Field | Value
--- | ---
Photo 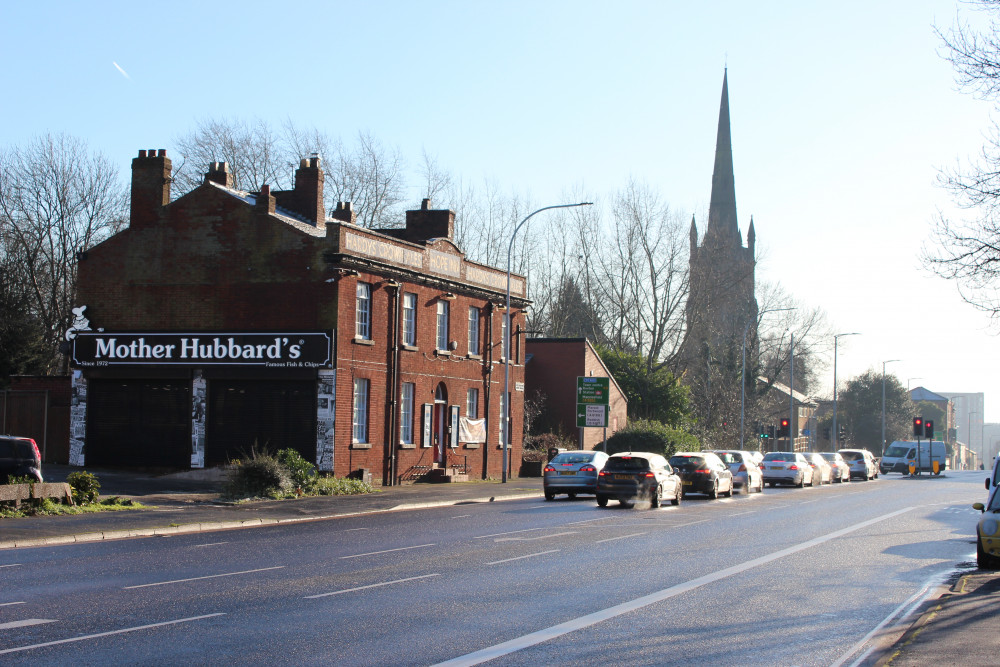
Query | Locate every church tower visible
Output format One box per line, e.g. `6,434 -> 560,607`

679,70 -> 758,414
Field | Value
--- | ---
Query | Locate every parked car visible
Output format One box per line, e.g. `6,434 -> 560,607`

0,435 -> 43,483
973,485 -> 1000,569
708,449 -> 763,494
760,451 -> 812,488
839,448 -> 878,481
806,453 -> 832,485
544,450 -> 609,500
596,452 -> 681,508
669,452 -> 734,499
820,452 -> 851,483
985,456 -> 1000,493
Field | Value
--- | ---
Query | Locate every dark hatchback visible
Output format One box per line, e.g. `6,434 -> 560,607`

669,452 -> 734,499
596,452 -> 681,508
0,435 -> 43,483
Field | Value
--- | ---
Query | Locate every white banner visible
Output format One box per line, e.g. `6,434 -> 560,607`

460,417 -> 486,443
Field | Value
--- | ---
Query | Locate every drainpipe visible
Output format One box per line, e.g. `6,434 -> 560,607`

386,280 -> 402,485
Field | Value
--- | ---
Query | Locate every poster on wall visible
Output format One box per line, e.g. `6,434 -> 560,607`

449,406 -> 460,448
422,404 -> 433,447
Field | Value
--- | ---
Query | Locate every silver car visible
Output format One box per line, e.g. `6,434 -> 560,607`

543,450 -> 609,500
820,452 -> 851,483
761,451 -> 812,487
708,449 -> 763,494
839,448 -> 878,481
805,452 -> 832,485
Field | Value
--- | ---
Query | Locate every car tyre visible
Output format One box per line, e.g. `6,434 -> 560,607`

709,481 -> 719,499
568,492 -> 577,499
757,477 -> 764,493
977,533 -> 1000,570
671,486 -> 681,506
723,480 -> 733,497
620,498 -> 633,508
596,495 -> 608,508
769,481 -> 776,488
650,484 -> 661,508
796,476 -> 805,488
544,490 -> 555,501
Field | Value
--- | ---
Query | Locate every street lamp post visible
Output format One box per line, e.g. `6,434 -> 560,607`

503,202 -> 592,483
881,359 -> 900,456
971,411 -> 980,469
740,307 -> 795,450
832,332 -> 860,450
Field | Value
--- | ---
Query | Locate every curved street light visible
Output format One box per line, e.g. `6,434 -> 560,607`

503,202 -> 593,482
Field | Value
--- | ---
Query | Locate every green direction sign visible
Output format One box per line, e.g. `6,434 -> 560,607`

577,404 -> 609,428
577,377 -> 610,427
577,376 -> 610,405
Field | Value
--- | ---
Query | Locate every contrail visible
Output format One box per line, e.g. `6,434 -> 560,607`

112,61 -> 130,79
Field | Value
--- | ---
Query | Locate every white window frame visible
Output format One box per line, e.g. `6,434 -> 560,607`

436,300 -> 449,351
352,378 -> 369,443
467,388 -> 479,418
402,293 -> 417,347
356,283 -> 372,340
467,306 -> 480,356
501,313 -> 509,360
400,382 -> 415,444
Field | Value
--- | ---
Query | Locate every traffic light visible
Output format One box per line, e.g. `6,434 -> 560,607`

913,417 -> 923,437
924,419 -> 934,439
778,418 -> 790,438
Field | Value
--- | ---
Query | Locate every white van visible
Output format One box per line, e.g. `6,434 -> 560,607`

880,440 -> 947,475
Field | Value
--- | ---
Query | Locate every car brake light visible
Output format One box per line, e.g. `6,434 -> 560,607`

789,464 -> 798,470
580,464 -> 597,473
644,472 -> 655,478
694,468 -> 710,474
544,466 -> 555,473
738,463 -> 746,472
28,438 -> 40,460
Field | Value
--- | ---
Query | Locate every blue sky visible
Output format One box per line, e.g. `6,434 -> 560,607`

4,0 -> 999,423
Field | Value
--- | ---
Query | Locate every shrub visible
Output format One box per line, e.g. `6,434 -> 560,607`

605,419 -> 700,457
523,432 -> 576,462
67,471 -> 101,504
315,476 -> 376,496
276,448 -> 318,491
224,453 -> 292,499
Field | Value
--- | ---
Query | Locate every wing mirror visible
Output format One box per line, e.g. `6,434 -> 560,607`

974,502 -> 985,513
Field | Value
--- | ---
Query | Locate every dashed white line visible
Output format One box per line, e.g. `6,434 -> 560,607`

191,542 -> 229,548
595,532 -> 648,544
124,566 -> 285,589
0,613 -> 225,656
486,550 -> 560,565
451,514 -> 472,519
0,564 -> 21,568
475,527 -> 547,539
496,531 -> 577,542
0,619 -> 55,629
305,573 -> 441,598
0,602 -> 26,607
340,544 -> 435,559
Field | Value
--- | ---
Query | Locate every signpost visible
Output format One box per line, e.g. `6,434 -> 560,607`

577,377 -> 610,450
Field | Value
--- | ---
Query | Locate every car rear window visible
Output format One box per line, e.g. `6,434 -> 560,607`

763,453 -> 793,462
607,456 -> 651,470
840,452 -> 862,461
714,452 -> 737,463
551,453 -> 595,465
669,455 -> 705,469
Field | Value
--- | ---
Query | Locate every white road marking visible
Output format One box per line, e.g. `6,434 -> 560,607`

728,511 -> 756,517
565,518 -> 609,526
0,602 -> 26,607
474,527 -> 546,539
0,619 -> 56,629
671,519 -> 709,528
831,573 -> 945,667
305,573 -> 441,598
595,532 -> 648,544
191,542 -> 228,548
435,506 -> 915,666
451,514 -> 472,519
344,527 -> 370,532
340,544 -> 435,559
0,613 -> 225,656
486,550 -> 559,565
123,566 -> 285,589
0,564 -> 21,568
496,531 -> 576,542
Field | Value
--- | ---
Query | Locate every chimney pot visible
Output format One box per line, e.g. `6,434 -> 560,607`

138,150 -> 147,158
421,198 -> 430,210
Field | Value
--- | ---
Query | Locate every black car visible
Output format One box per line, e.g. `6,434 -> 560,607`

0,435 -> 43,483
669,452 -> 734,499
596,452 -> 681,508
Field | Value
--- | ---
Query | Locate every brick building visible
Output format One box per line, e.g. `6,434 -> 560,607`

525,338 -> 627,450
69,149 -> 527,483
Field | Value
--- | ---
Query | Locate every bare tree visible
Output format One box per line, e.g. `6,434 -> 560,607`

0,134 -> 128,374
928,1 -> 1000,317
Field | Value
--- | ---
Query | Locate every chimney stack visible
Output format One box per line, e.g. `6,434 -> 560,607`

330,201 -> 356,225
272,155 -> 326,227
404,199 -> 455,242
130,149 -> 172,228
255,184 -> 276,214
205,161 -> 233,188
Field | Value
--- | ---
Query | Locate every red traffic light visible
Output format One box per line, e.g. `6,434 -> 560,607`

781,418 -> 789,427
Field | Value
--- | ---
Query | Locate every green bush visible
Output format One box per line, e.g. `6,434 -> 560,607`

223,452 -> 292,499
276,448 -> 318,491
66,471 -> 101,504
315,476 -> 376,496
605,419 -> 700,457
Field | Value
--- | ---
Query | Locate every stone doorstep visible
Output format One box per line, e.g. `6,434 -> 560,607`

0,482 -> 74,508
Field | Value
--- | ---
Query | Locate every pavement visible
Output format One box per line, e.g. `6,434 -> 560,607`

1,465 -> 997,665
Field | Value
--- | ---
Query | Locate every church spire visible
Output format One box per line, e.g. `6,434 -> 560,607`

707,69 -> 739,244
